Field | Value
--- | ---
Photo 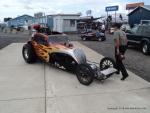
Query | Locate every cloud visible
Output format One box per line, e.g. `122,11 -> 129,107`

0,0 -> 143,21
24,5 -> 33,10
2,4 -> 11,8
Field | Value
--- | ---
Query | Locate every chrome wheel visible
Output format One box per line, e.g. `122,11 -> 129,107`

142,44 -> 148,54
78,66 -> 91,82
98,38 -> 102,41
24,48 -> 29,59
82,37 -> 86,41
76,64 -> 94,85
100,57 -> 116,70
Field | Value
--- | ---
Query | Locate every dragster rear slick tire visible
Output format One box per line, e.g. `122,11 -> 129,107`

76,63 -> 94,85
22,43 -> 37,63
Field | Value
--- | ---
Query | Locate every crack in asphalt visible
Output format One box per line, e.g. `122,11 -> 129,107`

0,97 -> 44,102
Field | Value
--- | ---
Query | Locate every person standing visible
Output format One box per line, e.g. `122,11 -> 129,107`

101,24 -> 105,33
113,23 -> 129,80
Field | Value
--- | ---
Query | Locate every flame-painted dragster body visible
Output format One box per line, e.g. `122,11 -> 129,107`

22,32 -> 117,85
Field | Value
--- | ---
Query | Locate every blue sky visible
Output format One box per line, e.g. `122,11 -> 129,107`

0,0 -> 150,21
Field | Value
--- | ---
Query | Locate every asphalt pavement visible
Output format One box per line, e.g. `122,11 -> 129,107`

0,32 -> 29,49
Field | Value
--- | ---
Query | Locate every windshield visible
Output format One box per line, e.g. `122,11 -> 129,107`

48,35 -> 69,43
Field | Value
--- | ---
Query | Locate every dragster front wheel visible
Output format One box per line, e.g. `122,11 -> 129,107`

76,64 -> 94,86
100,57 -> 116,70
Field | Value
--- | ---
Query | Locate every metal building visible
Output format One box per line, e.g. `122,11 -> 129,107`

128,5 -> 150,27
32,14 -> 80,32
8,15 -> 34,28
52,14 -> 80,32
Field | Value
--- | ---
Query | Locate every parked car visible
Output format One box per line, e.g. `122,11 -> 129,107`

109,27 -> 115,34
121,24 -> 131,32
81,31 -> 106,41
109,24 -> 131,34
126,25 -> 150,55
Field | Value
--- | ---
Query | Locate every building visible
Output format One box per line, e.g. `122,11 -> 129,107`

32,14 -> 80,32
7,13 -> 80,32
8,14 -> 34,28
32,15 -> 53,29
52,14 -> 80,32
34,12 -> 44,18
128,5 -> 150,27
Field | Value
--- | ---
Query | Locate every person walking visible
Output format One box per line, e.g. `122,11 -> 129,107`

113,23 -> 129,81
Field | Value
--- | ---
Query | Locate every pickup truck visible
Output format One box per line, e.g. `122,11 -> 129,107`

126,25 -> 150,55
